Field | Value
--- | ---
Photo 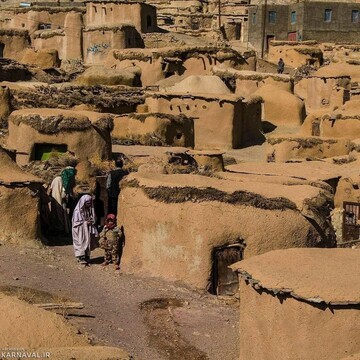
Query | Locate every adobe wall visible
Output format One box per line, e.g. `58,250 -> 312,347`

33,33 -> 65,59
235,77 -> 292,97
0,33 -> 30,61
301,115 -> 360,140
268,44 -> 323,68
7,122 -> 111,165
118,180 -> 329,289
10,11 -> 69,34
85,2 -> 157,33
0,185 -> 40,243
107,57 -> 164,86
20,48 -> 59,69
106,49 -> 256,86
266,137 -> 352,162
145,95 -> 244,149
239,280 -> 360,360
306,76 -> 351,112
83,29 -> 127,64
112,113 -> 194,147
254,85 -> 305,127
334,177 -> 360,209
64,12 -> 83,60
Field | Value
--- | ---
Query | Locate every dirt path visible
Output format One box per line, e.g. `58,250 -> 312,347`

0,243 -> 239,360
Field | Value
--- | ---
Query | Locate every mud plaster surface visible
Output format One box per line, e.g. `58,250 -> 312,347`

232,248 -> 360,304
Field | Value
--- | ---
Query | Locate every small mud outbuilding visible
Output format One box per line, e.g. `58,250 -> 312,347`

7,109 -> 113,165
231,248 -> 360,360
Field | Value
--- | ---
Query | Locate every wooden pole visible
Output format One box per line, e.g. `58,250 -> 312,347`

218,0 -> 221,29
261,0 -> 268,59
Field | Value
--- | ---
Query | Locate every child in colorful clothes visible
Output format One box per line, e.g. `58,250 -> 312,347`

99,214 -> 123,270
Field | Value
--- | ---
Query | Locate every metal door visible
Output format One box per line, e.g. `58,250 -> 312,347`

287,32 -> 297,41
343,202 -> 360,241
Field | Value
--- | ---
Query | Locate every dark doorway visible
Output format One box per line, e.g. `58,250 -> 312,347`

235,23 -> 241,40
266,35 -> 275,52
210,244 -> 243,296
343,202 -> 360,241
312,121 -> 320,136
0,43 -> 4,58
33,143 -> 68,161
147,15 -> 152,29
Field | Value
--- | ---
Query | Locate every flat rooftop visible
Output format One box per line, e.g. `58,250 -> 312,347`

231,248 -> 360,305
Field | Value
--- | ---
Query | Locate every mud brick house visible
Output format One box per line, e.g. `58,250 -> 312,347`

0,0 -> 157,63
7,108 -> 113,165
118,171 -> 335,293
249,1 -> 360,54
145,91 -> 263,150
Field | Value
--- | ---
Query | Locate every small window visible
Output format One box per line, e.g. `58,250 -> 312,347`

102,7 -> 106,15
21,23 -> 25,27
33,144 -> 68,161
268,11 -> 277,24
291,11 -> 296,24
352,10 -> 359,23
93,5 -> 97,13
324,9 -> 332,22
38,23 -> 51,30
252,12 -> 257,25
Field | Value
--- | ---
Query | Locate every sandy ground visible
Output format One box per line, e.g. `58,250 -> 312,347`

0,243 -> 239,360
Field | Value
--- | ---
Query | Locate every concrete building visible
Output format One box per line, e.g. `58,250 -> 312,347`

248,1 -> 360,54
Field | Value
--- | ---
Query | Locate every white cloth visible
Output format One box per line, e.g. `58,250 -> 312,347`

50,176 -> 65,206
72,194 -> 98,257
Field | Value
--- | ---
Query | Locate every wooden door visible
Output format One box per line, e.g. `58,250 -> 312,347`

266,35 -> 275,52
212,245 -> 242,296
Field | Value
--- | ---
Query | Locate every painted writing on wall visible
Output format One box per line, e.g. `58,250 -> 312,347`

87,43 -> 110,54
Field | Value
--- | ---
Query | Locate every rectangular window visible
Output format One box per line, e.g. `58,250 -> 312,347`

291,11 -> 296,24
252,12 -> 257,25
268,11 -> 277,24
324,9 -> 332,22
352,10 -> 359,23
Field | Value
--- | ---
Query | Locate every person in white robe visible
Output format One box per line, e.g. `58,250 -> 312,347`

72,194 -> 99,265
49,176 -> 70,234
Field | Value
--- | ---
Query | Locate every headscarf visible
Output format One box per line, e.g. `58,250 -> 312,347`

105,214 -> 116,230
61,167 -> 76,194
72,194 -> 97,232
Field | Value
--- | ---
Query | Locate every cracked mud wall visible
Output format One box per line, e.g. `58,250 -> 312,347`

0,185 -> 40,244
239,280 -> 360,360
